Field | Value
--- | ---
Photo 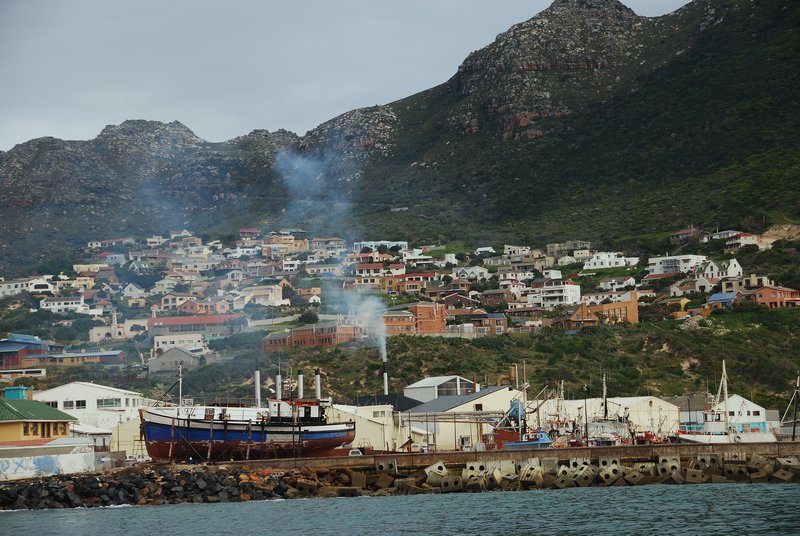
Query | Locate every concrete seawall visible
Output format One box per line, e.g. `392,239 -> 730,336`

237,441 -> 800,471
2,442 -> 799,509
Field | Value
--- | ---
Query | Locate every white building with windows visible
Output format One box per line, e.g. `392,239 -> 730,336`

152,332 -> 206,358
583,252 -> 639,270
647,255 -> 707,275
34,382 -> 151,430
526,282 -> 582,310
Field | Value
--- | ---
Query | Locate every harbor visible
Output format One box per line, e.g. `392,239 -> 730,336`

2,441 -> 799,510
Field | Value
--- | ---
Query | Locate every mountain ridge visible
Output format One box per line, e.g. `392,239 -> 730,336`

1,0 -> 798,274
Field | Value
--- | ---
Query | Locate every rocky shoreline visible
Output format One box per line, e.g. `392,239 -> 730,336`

2,453 -> 799,510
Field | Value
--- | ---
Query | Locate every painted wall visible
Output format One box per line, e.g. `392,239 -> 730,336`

0,444 -> 95,481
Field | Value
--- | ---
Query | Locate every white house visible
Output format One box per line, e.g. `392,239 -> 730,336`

352,240 -> 409,253
453,266 -> 490,281
598,276 -> 636,291
526,282 -> 582,310
700,230 -> 743,243
231,285 -> 289,310
474,246 -> 496,256
647,255 -> 707,275
583,252 -> 639,270
40,295 -> 103,316
725,233 -> 759,252
122,283 -> 148,299
697,259 -> 743,280
152,333 -> 206,358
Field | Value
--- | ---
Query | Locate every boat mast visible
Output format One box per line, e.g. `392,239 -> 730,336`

603,372 -> 608,420
782,371 -> 800,441
178,362 -> 183,406
719,360 -> 729,434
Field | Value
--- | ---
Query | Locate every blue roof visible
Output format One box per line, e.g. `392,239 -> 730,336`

4,333 -> 43,344
709,291 -> 738,303
0,342 -> 26,352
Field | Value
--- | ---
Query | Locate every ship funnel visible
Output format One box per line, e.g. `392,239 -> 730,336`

276,372 -> 282,400
255,370 -> 261,408
315,368 -> 321,399
382,362 -> 389,397
297,370 -> 304,400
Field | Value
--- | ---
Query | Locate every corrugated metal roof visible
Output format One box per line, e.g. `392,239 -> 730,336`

405,375 -> 465,389
0,400 -> 77,422
408,386 -> 509,413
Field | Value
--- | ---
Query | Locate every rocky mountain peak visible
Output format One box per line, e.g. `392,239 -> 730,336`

448,0 -> 644,139
547,0 -> 635,14
96,119 -> 203,147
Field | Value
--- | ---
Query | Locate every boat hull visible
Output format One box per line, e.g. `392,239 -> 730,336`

140,407 -> 356,461
678,431 -> 776,444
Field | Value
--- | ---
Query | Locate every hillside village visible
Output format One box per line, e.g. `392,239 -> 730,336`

1,223 -> 799,466
1,224 -> 798,381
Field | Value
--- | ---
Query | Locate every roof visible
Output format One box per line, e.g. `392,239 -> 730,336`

405,375 -> 472,389
48,350 -> 124,358
148,314 -> 243,327
408,386 -> 508,413
36,381 -> 142,397
5,333 -> 43,344
0,399 -> 77,422
709,291 -> 738,302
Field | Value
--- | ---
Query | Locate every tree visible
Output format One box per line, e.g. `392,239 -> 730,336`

298,311 -> 319,325
377,244 -> 389,255
360,246 -> 374,253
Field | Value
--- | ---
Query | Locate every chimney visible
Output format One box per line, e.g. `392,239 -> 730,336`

315,368 -> 322,399
382,362 -> 389,396
297,370 -> 304,399
276,372 -> 282,400
254,370 -> 261,408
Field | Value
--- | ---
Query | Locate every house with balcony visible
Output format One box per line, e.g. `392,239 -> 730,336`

647,254 -> 707,275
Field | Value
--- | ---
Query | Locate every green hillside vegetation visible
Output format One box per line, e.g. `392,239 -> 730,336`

175,305 -> 800,409
357,0 -> 800,247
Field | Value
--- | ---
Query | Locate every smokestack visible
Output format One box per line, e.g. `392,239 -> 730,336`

315,368 -> 321,399
276,372 -> 282,400
382,362 -> 389,396
298,370 -> 304,400
255,370 -> 261,408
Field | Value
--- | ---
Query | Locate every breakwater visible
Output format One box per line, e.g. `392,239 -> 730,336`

2,443 -> 799,510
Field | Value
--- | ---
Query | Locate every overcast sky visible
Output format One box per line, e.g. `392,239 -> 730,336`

0,0 -> 690,151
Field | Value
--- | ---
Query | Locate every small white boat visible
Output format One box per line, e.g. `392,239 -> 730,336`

679,361 -> 776,444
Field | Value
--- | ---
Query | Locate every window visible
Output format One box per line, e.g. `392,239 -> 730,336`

753,410 -> 760,416
63,401 -> 75,409
97,398 -> 121,409
44,401 -> 57,408
75,400 -> 87,409
372,410 -> 386,418
59,423 -> 67,435
474,404 -> 483,411
31,422 -> 39,435
23,423 -> 30,436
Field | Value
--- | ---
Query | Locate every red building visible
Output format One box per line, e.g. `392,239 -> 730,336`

262,323 -> 359,351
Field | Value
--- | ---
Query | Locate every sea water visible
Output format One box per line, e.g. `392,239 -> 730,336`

2,483 -> 799,535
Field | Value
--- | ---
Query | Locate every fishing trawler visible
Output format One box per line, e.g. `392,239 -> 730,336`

678,361 -> 776,444
139,368 -> 356,461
